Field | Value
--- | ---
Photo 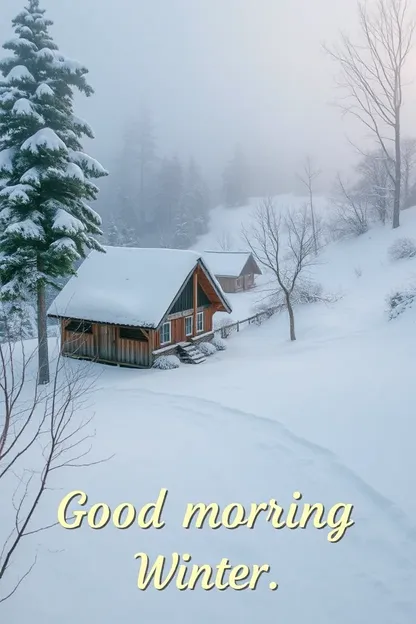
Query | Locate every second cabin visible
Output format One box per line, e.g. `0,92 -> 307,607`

203,251 -> 262,293
47,247 -> 232,368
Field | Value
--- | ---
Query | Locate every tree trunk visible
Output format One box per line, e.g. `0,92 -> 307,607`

286,294 -> 296,341
309,188 -> 318,255
393,111 -> 401,229
37,278 -> 50,385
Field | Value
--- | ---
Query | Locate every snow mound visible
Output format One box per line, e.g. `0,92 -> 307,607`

35,83 -> 54,98
5,64 -> 35,83
21,128 -> 67,154
153,354 -> 181,369
0,148 -> 15,174
198,341 -> 218,356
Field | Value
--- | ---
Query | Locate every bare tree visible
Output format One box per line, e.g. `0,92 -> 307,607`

356,149 -> 392,224
215,230 -> 235,251
330,175 -> 370,238
325,0 -> 415,229
0,330 -> 109,602
401,137 -> 416,208
297,156 -> 321,255
242,198 -> 319,341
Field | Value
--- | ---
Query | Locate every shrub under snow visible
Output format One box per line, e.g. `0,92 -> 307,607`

211,335 -> 227,351
388,237 -> 416,261
387,285 -> 416,320
198,341 -> 217,356
153,355 -> 180,370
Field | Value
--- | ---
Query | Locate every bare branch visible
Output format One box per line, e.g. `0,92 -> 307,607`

0,319 -> 109,602
242,198 -> 321,341
325,0 -> 415,229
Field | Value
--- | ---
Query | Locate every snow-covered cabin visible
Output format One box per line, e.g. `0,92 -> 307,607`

47,247 -> 232,368
203,251 -> 262,293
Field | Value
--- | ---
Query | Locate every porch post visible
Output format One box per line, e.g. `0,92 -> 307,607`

193,270 -> 198,335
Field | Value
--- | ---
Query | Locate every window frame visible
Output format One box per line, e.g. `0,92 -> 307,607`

159,321 -> 172,346
196,311 -> 204,333
185,315 -> 193,337
119,327 -> 148,342
65,319 -> 93,334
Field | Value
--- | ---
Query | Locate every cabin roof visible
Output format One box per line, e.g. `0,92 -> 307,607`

203,250 -> 261,278
47,247 -> 232,328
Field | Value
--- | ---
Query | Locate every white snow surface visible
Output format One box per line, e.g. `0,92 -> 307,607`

20,167 -> 40,185
69,150 -> 108,175
35,83 -> 54,98
0,148 -> 15,173
48,247 -> 231,327
203,250 -> 255,277
3,201 -> 416,623
52,208 -> 85,235
0,183 -> 32,203
4,218 -> 43,240
4,64 -> 35,83
12,98 -> 43,124
12,97 -> 35,115
64,162 -> 85,182
4,37 -> 36,50
21,128 -> 67,154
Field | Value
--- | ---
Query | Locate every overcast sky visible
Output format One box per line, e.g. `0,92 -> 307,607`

1,0 -> 416,193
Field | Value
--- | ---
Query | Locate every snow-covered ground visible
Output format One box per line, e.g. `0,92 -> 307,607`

193,194 -> 331,327
2,202 -> 416,623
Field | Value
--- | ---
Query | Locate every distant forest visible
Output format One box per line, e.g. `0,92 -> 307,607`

96,108 -> 252,250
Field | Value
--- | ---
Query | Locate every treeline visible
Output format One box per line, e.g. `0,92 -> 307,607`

98,112 -> 252,249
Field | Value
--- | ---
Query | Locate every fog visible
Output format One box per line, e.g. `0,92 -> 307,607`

2,0 -> 416,196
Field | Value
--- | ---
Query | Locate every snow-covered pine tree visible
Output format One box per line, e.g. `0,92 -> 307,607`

105,213 -> 140,247
0,0 -> 108,384
222,144 -> 249,208
155,156 -> 183,246
182,158 -> 210,238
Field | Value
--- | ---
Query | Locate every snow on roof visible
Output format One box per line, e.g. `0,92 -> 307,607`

48,247 -> 231,328
203,250 -> 255,277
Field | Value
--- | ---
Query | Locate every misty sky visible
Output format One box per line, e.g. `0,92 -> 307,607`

1,0 -> 416,193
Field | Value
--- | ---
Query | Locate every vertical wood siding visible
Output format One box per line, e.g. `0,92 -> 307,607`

61,320 -> 153,367
61,320 -> 95,359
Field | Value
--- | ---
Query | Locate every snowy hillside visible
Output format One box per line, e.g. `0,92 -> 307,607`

192,193 -> 330,252
3,203 -> 416,623
192,194 -> 331,324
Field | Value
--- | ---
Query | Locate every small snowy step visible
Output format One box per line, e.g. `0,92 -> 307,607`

178,343 -> 206,364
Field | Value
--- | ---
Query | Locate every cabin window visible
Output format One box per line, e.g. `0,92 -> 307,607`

185,315 -> 193,337
196,311 -> 204,333
236,276 -> 244,289
119,327 -> 147,341
66,320 -> 93,334
160,321 -> 171,345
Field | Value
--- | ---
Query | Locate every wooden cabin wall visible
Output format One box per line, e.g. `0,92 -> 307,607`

243,273 -> 255,290
61,320 -> 95,359
153,306 -> 214,350
61,320 -> 153,367
217,276 -> 239,293
118,333 -> 152,367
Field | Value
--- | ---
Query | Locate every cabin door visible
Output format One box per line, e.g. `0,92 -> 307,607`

97,325 -> 117,362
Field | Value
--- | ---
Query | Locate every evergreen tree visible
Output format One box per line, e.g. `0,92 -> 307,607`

155,156 -> 183,246
222,144 -> 249,208
105,213 -> 140,247
137,105 -> 156,203
182,158 -> 210,238
113,107 -> 156,237
0,0 -> 108,383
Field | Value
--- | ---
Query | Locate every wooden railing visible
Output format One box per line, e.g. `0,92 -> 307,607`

214,305 -> 280,339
